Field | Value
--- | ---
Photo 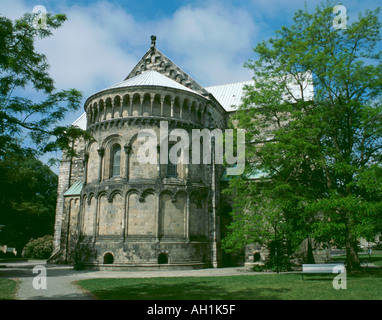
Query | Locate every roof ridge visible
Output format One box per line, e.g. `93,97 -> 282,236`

206,79 -> 254,89
124,41 -> 209,96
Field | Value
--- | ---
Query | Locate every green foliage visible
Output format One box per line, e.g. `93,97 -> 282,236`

0,145 -> 57,252
22,235 -> 53,259
0,10 -> 91,255
0,11 -> 90,158
223,1 -> 382,271
265,240 -> 293,272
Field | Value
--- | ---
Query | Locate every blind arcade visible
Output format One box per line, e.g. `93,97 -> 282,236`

136,121 -> 246,176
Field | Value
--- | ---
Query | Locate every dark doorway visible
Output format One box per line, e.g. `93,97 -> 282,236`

158,253 -> 168,264
103,252 -> 114,264
253,252 -> 261,262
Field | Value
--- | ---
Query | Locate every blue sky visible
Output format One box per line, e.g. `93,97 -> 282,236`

1,0 -> 381,127
0,0 -> 380,172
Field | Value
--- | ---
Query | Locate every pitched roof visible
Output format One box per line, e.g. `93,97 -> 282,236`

206,71 -> 314,112
125,46 -> 209,96
206,80 -> 254,112
72,112 -> 87,130
64,180 -> 83,196
75,37 -> 314,127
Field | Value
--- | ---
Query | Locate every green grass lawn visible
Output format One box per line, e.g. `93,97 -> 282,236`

0,278 -> 18,300
76,268 -> 382,300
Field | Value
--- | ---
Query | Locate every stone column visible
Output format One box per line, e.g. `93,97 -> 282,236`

156,145 -> 161,179
124,145 -> 131,181
170,98 -> 174,117
118,99 -> 123,118
94,196 -> 99,240
139,96 -> 144,116
185,193 -> 190,241
97,148 -> 104,182
111,98 -> 114,119
78,197 -> 84,238
129,97 -> 133,116
185,145 -> 190,181
155,193 -> 160,242
210,141 -> 219,268
160,96 -> 164,116
83,153 -> 89,185
150,93 -> 154,115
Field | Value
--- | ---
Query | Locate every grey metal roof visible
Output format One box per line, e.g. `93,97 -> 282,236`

72,112 -> 87,130
206,80 -> 254,112
207,72 -> 314,112
105,70 -> 202,96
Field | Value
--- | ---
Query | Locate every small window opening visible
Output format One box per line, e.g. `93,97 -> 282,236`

103,252 -> 114,264
158,253 -> 168,264
253,252 -> 261,262
167,143 -> 177,177
111,144 -> 121,177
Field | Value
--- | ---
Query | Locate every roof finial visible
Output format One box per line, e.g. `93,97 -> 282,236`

151,35 -> 157,49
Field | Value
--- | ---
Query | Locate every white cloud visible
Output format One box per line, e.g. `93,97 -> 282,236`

2,0 -> 380,95
0,0 -> 145,125
1,0 -> 265,117
155,3 -> 256,86
35,2 -> 140,99
2,1 -> 258,98
0,0 -> 29,19
249,0 -> 382,24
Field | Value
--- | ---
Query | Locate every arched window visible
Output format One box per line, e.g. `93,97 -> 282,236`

167,143 -> 177,178
111,144 -> 121,177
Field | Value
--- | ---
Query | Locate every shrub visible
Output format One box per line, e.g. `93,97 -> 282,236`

23,235 -> 53,259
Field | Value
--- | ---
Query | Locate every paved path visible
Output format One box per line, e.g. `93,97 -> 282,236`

3,260 -> 378,300
1,261 -> 91,300
0,260 -> 256,300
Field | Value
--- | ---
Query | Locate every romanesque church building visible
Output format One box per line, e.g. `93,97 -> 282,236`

51,37 -> 312,270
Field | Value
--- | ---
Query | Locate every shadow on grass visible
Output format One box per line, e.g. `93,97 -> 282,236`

349,268 -> 382,279
79,279 -> 290,300
333,250 -> 382,267
361,255 -> 382,266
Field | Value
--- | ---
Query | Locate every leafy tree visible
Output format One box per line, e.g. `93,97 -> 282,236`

0,143 -> 57,254
223,1 -> 382,271
23,235 -> 54,259
0,11 -> 89,158
0,11 -> 90,254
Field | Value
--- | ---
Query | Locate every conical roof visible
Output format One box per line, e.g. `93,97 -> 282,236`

105,70 -> 202,96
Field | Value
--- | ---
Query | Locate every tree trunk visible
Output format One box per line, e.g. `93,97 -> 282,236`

307,237 -> 315,264
345,232 -> 360,272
